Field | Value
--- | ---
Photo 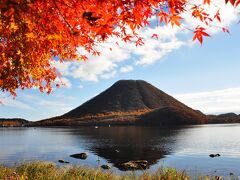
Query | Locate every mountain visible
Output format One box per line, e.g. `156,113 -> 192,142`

0,118 -> 29,127
35,80 -> 207,126
63,80 -> 195,117
207,113 -> 240,124
139,106 -> 207,125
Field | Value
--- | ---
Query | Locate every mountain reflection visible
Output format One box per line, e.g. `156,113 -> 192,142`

3,125 -> 240,175
69,126 -> 180,170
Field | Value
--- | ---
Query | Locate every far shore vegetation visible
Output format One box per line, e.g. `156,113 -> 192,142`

0,161 -> 237,180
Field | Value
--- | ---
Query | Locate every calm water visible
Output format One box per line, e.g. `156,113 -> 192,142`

1,124 -> 240,176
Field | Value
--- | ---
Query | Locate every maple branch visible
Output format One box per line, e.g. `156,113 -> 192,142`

52,0 -> 74,33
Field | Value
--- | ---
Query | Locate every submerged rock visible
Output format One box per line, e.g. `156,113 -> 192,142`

58,160 -> 69,163
101,165 -> 111,170
215,176 -> 222,180
70,153 -> 88,160
119,160 -> 148,170
209,154 -> 220,158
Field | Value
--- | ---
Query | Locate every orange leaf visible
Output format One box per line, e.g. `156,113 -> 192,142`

151,34 -> 158,39
235,0 -> 240,6
222,27 -> 230,34
170,15 -> 182,27
214,10 -> 221,23
203,0 -> 211,5
193,27 -> 210,44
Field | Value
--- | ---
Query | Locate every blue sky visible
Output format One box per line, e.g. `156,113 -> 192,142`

1,2 -> 240,121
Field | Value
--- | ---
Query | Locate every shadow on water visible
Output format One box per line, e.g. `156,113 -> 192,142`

68,126 -> 182,170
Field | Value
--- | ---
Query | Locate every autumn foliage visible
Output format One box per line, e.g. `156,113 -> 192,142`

0,0 -> 238,95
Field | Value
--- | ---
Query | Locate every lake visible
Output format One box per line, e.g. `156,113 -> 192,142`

1,124 -> 240,176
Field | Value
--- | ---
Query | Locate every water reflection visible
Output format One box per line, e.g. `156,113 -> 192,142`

2,125 -> 240,175
68,126 -> 179,169
0,126 -> 180,170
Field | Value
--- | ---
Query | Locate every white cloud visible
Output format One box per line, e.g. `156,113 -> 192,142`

70,60 -> 117,82
17,94 -> 75,120
25,94 -> 74,111
100,70 -> 117,80
52,25 -> 185,81
52,92 -> 75,100
0,94 -> 73,120
134,38 -> 185,65
53,61 -> 71,76
174,87 -> 240,114
55,77 -> 72,88
0,96 -> 33,110
36,99 -> 73,112
120,65 -> 134,73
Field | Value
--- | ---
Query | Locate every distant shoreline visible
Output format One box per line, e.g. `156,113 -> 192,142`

2,122 -> 240,127
2,111 -> 240,127
2,122 -> 240,128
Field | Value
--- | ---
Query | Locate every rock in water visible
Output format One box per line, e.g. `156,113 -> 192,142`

58,160 -> 69,163
119,160 -> 148,170
215,176 -> 222,180
70,153 -> 88,160
209,154 -> 221,158
101,165 -> 111,170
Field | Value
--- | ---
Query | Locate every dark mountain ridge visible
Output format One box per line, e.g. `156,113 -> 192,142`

0,118 -> 29,127
62,80 -> 195,118
207,113 -> 240,124
138,106 -> 207,125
